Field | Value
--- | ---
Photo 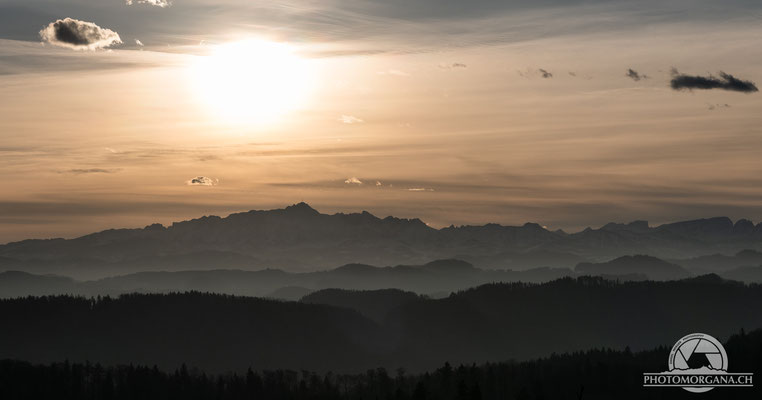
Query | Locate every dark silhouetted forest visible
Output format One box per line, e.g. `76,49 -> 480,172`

1,328 -> 760,399
301,288 -> 421,322
2,275 -> 762,372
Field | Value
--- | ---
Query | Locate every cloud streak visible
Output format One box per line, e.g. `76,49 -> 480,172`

339,115 -> 364,124
126,0 -> 171,7
377,69 -> 410,77
39,18 -> 122,51
670,69 -> 758,93
439,62 -> 467,70
63,168 -> 119,174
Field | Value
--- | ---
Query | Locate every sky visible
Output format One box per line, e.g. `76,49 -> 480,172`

0,0 -> 761,243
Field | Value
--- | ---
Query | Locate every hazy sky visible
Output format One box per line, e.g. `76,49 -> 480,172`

1,0 -> 761,242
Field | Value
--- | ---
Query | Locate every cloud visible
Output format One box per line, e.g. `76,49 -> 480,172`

670,69 -> 758,93
63,168 -> 119,174
126,0 -> 171,7
135,39 -> 144,47
626,68 -> 647,81
339,115 -> 364,124
707,103 -> 731,111
186,176 -> 218,186
439,62 -> 467,69
344,177 -> 363,185
407,188 -> 435,192
39,18 -> 122,51
377,69 -> 410,77
520,68 -> 553,79
375,181 -> 383,186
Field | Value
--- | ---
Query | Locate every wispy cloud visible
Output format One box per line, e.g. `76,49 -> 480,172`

126,0 -> 171,7
439,62 -> 467,70
670,69 -> 758,93
407,187 -> 435,192
63,168 -> 119,174
39,18 -> 122,51
707,103 -> 731,111
377,69 -> 410,77
518,68 -> 553,79
339,115 -> 364,124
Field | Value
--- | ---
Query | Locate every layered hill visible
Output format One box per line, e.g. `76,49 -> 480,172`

575,255 -> 690,281
2,276 -> 761,372
1,203 -> 762,278
0,259 -> 575,298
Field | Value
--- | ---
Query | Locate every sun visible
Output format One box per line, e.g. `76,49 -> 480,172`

189,39 -> 316,125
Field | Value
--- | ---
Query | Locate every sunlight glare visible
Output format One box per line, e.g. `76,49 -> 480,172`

189,39 -> 316,126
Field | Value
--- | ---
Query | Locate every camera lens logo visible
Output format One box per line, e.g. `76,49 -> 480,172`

668,333 -> 728,393
643,333 -> 753,393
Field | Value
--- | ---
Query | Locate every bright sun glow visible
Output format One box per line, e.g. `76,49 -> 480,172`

190,39 -> 316,125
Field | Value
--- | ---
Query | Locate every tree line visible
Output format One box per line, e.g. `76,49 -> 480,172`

1,328 -> 760,400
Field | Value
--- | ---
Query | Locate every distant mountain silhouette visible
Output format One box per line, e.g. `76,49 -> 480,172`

575,255 -> 690,281
673,249 -> 762,273
721,265 -> 762,283
0,260 -> 577,298
0,271 -> 76,297
2,276 -> 761,372
265,286 -> 313,301
2,203 -> 762,279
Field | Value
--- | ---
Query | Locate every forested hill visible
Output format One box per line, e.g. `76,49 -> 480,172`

1,328 -> 760,400
1,275 -> 761,372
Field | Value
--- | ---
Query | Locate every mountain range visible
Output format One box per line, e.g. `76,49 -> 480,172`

5,253 -> 762,299
1,203 -> 762,279
0,259 -> 575,299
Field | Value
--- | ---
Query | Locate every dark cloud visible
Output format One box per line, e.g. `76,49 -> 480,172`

186,176 -> 218,186
626,68 -> 647,81
670,69 -> 758,93
39,18 -> 122,50
538,68 -> 553,78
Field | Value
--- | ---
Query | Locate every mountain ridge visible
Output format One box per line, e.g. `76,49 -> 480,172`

1,202 -> 761,278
